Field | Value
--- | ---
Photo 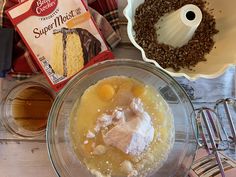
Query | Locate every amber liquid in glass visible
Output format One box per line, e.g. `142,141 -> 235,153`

11,86 -> 54,131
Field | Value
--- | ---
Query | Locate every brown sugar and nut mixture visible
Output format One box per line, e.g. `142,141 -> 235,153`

133,0 -> 219,71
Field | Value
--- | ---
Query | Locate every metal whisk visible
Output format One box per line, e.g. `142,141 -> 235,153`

195,108 -> 226,177
192,98 -> 236,177
215,98 -> 236,144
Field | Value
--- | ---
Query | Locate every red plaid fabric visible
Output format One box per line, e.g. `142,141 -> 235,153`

1,0 -> 120,79
2,0 -> 41,76
88,0 -> 120,31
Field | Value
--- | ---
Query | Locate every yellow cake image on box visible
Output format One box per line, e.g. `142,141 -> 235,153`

50,28 -> 101,77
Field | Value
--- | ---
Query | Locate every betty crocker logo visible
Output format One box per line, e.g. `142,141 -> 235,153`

32,0 -> 58,16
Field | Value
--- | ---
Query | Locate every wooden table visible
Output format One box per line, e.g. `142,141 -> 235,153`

1,1 -> 236,177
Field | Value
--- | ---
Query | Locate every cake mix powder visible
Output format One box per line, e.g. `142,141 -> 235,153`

6,0 -> 114,90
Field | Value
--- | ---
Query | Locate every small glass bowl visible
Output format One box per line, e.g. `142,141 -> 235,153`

47,59 -> 198,177
1,81 -> 55,138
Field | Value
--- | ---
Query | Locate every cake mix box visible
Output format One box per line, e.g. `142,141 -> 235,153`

6,0 -> 114,91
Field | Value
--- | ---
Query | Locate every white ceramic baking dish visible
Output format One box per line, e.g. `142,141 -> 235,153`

124,0 -> 236,80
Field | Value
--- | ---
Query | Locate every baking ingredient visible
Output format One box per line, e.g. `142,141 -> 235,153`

97,84 -> 115,101
12,86 -> 54,131
103,98 -> 154,156
120,160 -> 138,177
69,76 -> 174,177
93,145 -> 107,155
134,0 -> 219,71
86,98 -> 154,156
86,131 -> 95,139
6,0 -> 113,90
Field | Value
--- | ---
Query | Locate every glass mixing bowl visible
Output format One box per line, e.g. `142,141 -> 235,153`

47,59 -> 198,177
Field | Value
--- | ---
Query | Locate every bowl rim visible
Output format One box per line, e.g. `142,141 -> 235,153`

46,59 -> 198,177
123,0 -> 232,81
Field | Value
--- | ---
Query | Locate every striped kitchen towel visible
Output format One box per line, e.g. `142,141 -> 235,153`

1,0 -> 121,79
